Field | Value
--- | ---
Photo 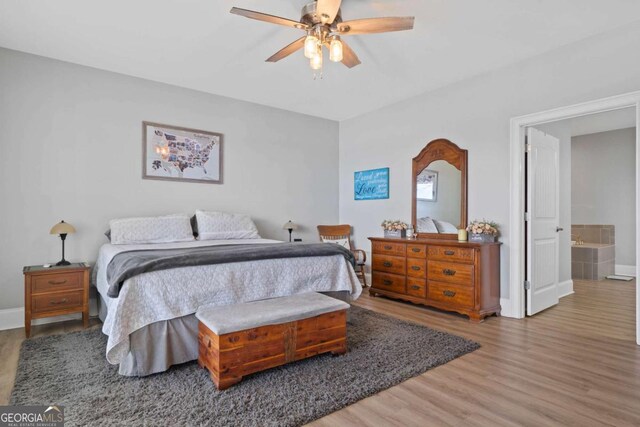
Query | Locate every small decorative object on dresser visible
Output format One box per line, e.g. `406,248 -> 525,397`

23,263 -> 91,337
467,220 -> 499,243
382,220 -> 407,238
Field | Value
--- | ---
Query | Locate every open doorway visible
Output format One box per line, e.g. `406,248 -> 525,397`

508,91 -> 640,344
525,108 -> 636,321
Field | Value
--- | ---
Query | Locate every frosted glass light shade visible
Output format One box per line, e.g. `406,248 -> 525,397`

50,220 -> 76,235
310,48 -> 323,70
304,35 -> 318,59
329,38 -> 343,62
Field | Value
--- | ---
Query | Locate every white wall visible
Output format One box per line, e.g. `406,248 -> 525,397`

338,21 -> 640,314
572,127 -> 636,266
534,122 -> 572,290
0,48 -> 339,312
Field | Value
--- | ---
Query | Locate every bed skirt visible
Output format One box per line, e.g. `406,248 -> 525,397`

99,291 -> 352,376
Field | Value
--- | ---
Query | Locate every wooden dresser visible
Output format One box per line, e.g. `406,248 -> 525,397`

369,237 -> 501,322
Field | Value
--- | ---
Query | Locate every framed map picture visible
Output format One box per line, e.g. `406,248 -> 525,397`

354,167 -> 389,200
143,122 -> 223,184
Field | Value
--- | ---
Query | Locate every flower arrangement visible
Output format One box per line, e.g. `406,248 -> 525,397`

381,220 -> 408,231
467,220 -> 499,242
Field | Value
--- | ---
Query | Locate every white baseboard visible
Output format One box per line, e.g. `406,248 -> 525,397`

615,265 -> 637,277
559,279 -> 574,298
0,299 -> 98,332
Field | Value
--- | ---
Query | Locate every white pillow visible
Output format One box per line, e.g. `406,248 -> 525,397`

195,210 -> 260,240
109,214 -> 195,245
434,219 -> 458,234
321,237 -> 350,249
416,217 -> 438,233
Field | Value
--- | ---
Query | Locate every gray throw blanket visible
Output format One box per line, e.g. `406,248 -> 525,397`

106,243 -> 355,298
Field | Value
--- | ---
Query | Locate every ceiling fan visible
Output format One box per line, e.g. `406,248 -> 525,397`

230,0 -> 415,72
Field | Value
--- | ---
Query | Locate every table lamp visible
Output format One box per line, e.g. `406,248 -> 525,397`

50,220 -> 76,266
282,220 -> 298,242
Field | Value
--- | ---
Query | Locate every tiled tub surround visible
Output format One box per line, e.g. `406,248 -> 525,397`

572,243 -> 615,280
571,224 -> 615,245
571,225 -> 615,280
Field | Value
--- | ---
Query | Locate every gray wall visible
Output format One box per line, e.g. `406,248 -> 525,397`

338,21 -> 640,306
571,128 -> 636,266
534,122 -> 572,286
0,48 -> 339,311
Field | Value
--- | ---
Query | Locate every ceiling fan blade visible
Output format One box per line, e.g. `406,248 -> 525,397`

341,40 -> 361,68
230,7 -> 308,30
337,17 -> 415,35
316,0 -> 342,24
266,37 -> 306,62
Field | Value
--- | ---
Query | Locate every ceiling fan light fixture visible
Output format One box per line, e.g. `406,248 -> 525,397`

329,36 -> 343,62
304,34 -> 319,59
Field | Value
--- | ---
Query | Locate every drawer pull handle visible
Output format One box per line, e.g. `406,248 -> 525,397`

443,290 -> 456,297
383,245 -> 393,250
382,279 -> 393,286
383,261 -> 393,267
444,250 -> 455,256
48,279 -> 68,285
411,285 -> 421,290
443,269 -> 456,276
411,247 -> 421,253
411,266 -> 421,271
50,298 -> 69,305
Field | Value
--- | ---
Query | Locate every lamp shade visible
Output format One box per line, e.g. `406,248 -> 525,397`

50,220 -> 76,235
282,220 -> 298,231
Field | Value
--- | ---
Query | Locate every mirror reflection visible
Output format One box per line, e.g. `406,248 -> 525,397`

415,159 -> 461,234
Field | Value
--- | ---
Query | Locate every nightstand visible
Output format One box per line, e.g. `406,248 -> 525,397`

23,263 -> 91,338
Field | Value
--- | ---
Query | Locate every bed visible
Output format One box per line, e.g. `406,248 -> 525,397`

93,238 -> 362,376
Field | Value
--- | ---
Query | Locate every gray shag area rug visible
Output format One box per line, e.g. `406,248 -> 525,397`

11,306 -> 479,427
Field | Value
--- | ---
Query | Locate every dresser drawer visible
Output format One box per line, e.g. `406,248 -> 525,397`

32,290 -> 83,314
372,241 -> 406,256
406,258 -> 427,279
428,246 -> 475,264
428,261 -> 474,285
372,273 -> 406,294
406,278 -> 427,298
372,255 -> 406,275
428,281 -> 474,308
406,244 -> 427,259
31,272 -> 84,294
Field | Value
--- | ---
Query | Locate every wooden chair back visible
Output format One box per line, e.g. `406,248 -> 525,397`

317,224 -> 353,250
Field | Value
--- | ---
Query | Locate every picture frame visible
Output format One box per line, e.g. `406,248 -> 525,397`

142,121 -> 223,184
354,167 -> 390,200
416,169 -> 438,201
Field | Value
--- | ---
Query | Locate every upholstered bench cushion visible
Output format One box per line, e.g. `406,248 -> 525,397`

195,292 -> 350,335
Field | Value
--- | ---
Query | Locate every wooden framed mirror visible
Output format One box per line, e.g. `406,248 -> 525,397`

411,139 -> 468,240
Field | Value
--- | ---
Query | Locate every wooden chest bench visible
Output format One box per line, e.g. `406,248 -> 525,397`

196,293 -> 349,390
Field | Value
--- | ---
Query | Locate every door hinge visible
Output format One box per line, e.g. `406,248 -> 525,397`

525,143 -> 532,152
524,212 -> 530,221
524,280 -> 531,290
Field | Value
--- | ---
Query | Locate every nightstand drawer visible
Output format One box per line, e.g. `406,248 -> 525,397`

32,272 -> 84,294
32,290 -> 83,313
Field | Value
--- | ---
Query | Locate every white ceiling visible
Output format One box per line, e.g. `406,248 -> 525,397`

570,107 -> 636,137
2,1 -> 640,121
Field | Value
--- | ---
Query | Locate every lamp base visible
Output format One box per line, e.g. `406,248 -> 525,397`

56,260 -> 71,266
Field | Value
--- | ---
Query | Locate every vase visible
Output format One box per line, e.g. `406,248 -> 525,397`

469,233 -> 497,243
384,229 -> 406,239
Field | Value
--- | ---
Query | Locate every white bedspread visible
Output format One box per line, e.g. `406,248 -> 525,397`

93,239 -> 362,365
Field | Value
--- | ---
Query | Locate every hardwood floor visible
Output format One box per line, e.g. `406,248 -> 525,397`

0,279 -> 638,426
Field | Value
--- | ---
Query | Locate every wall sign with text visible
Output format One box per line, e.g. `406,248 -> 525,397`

354,168 -> 390,200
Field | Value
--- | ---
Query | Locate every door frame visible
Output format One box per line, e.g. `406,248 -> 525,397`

508,90 -> 640,344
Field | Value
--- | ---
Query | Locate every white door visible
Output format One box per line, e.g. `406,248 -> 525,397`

526,127 -> 560,315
